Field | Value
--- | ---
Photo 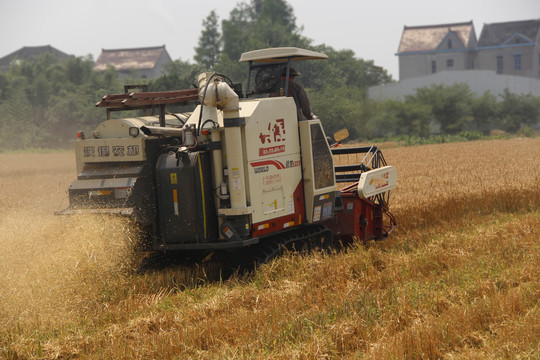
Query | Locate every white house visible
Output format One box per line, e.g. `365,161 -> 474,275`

370,19 -> 540,101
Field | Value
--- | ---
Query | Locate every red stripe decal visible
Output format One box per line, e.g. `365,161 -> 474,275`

250,160 -> 285,169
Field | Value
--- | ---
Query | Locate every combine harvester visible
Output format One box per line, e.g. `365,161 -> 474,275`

59,47 -> 397,264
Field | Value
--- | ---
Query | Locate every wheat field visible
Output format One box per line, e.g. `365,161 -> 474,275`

0,138 -> 539,359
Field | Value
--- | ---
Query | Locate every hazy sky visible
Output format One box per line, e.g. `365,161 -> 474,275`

1,0 -> 538,79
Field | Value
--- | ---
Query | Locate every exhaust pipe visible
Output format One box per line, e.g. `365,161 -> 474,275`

140,126 -> 184,137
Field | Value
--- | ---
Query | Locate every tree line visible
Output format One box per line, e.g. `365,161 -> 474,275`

0,0 -> 538,151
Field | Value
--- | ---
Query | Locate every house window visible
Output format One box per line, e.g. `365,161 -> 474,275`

448,39 -> 452,49
496,56 -> 503,74
514,54 -> 522,70
447,59 -> 454,68
432,60 -> 437,73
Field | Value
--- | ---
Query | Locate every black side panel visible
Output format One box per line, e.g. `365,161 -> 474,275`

156,151 -> 217,245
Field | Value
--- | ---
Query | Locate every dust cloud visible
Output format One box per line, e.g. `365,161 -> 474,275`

0,213 -> 137,329
0,153 -> 138,329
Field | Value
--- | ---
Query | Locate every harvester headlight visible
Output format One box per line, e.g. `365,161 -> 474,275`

129,127 -> 140,137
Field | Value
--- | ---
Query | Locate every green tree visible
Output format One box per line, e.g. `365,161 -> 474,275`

366,100 -> 399,138
194,10 -> 221,69
289,45 -> 392,98
45,89 -> 95,145
309,86 -> 372,138
149,60 -> 205,91
412,83 -> 473,134
221,3 -> 253,63
325,49 -> 392,90
64,55 -> 93,86
0,87 -> 40,150
221,0 -> 307,62
498,89 -> 540,132
252,0 -> 297,32
0,53 -> 126,150
470,91 -> 498,133
0,72 -> 7,99
396,100 -> 432,137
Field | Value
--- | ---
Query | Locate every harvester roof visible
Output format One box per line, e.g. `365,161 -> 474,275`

239,47 -> 328,63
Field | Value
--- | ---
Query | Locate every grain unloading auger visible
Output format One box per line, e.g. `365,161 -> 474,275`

58,47 -> 397,263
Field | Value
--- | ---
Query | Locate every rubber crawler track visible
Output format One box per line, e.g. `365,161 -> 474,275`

137,224 -> 335,275
236,224 -> 334,269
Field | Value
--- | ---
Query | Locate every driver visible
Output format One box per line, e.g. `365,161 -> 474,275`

281,67 -> 316,121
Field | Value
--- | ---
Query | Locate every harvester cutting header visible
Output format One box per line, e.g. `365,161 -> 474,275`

60,47 -> 397,262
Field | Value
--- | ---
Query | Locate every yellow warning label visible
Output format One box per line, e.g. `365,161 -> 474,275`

170,173 -> 177,184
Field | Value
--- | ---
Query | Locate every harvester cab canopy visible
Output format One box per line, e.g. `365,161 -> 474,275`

239,47 -> 328,97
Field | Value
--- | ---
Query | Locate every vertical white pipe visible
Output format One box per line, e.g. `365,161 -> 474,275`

198,73 -> 247,210
223,124 -> 246,209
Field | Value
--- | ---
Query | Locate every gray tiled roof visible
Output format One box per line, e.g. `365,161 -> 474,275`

0,45 -> 70,69
477,19 -> 540,47
398,21 -> 474,54
94,45 -> 169,72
